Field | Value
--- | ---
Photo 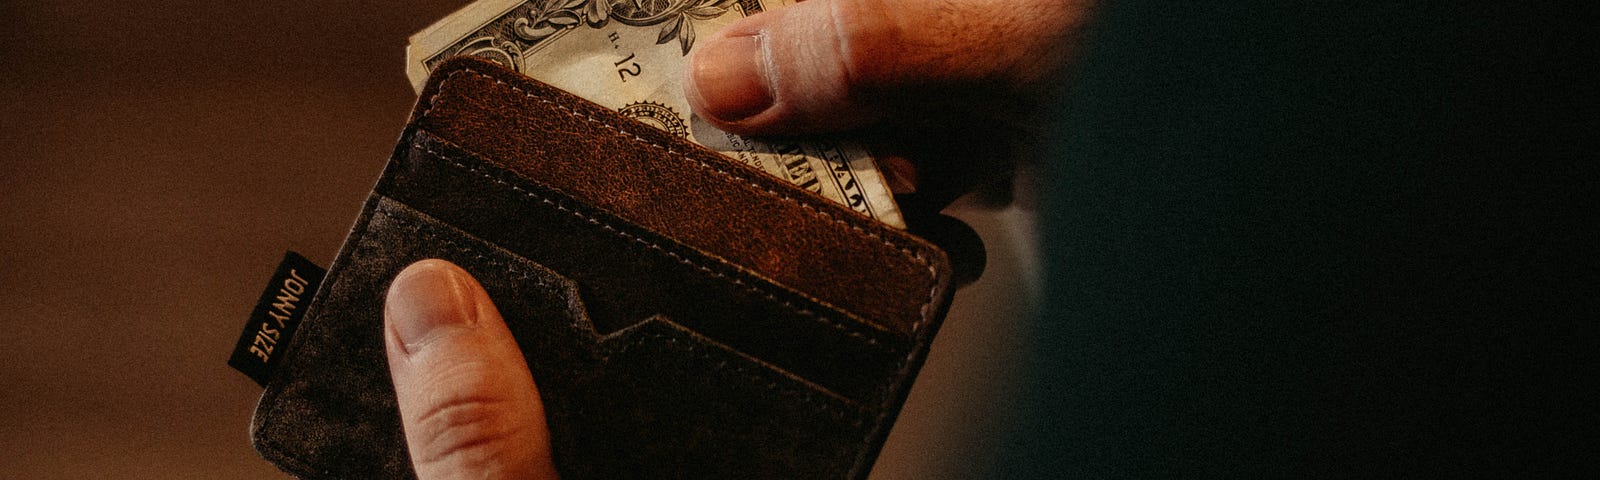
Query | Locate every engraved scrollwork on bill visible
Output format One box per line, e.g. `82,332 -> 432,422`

424,0 -> 768,74
817,141 -> 876,218
618,101 -> 689,137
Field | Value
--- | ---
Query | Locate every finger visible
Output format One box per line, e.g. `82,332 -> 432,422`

384,259 -> 560,480
684,0 -> 1092,135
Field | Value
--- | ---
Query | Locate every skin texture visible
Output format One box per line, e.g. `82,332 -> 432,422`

385,260 -> 560,480
686,0 -> 1093,203
685,0 -> 1092,135
383,1 -> 1094,477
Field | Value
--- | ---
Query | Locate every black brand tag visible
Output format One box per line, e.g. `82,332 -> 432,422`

229,251 -> 326,387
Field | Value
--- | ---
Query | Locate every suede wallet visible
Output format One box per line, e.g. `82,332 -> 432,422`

249,56 -> 955,479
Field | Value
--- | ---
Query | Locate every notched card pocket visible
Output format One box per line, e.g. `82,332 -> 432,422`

256,196 -> 878,479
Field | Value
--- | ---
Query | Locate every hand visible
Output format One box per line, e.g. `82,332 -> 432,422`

684,0 -> 1093,204
384,259 -> 561,479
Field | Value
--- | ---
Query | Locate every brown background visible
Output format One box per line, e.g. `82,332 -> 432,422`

0,1 -> 1037,477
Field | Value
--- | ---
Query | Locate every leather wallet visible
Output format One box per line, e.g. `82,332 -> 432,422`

250,56 -> 955,479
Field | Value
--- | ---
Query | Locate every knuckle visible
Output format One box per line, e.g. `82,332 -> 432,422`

825,0 -> 1084,92
825,0 -> 902,89
823,0 -> 996,92
409,392 -> 524,469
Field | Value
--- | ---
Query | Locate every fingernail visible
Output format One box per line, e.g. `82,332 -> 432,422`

688,34 -> 773,122
386,260 -> 478,353
880,156 -> 920,194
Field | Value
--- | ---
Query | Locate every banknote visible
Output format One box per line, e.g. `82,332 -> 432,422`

406,0 -> 906,228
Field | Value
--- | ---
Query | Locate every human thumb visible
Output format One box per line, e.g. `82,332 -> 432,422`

684,0 -> 1092,136
384,259 -> 560,479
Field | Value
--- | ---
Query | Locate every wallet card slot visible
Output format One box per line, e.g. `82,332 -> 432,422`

366,200 -> 875,479
377,131 -> 910,405
410,59 -> 953,340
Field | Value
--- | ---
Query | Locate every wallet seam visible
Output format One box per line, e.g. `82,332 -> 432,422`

420,68 -> 944,335
414,141 -> 901,351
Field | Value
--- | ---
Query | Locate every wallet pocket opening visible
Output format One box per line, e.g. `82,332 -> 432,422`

380,131 -> 916,404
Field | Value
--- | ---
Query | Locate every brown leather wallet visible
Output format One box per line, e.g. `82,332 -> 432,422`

250,56 -> 955,479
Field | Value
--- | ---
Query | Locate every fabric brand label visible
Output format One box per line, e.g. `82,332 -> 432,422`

228,251 -> 325,387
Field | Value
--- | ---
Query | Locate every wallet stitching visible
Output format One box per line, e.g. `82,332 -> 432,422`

416,143 -> 898,351
375,205 -> 866,423
421,68 -> 943,335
